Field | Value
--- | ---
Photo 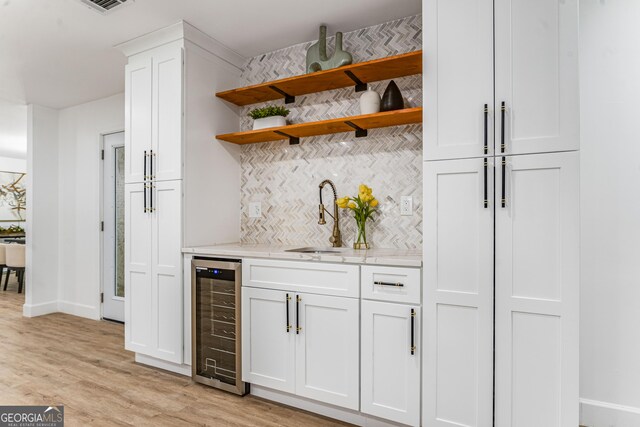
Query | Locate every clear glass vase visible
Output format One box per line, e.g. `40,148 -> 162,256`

353,219 -> 371,250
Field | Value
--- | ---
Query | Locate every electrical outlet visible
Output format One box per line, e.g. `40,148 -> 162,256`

249,202 -> 262,218
400,196 -> 413,216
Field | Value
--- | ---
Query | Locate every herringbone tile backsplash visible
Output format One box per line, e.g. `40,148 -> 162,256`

240,14 -> 423,249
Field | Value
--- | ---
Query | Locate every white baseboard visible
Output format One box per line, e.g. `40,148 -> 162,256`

580,398 -> 640,427
250,385 -> 407,427
58,300 -> 100,320
134,353 -> 191,377
22,300 -> 58,317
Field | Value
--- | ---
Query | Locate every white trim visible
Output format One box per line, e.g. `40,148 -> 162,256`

115,21 -> 245,69
581,398 -> 640,415
250,385 -> 407,427
58,300 -> 100,320
580,398 -> 640,426
134,353 -> 191,376
22,301 -> 58,317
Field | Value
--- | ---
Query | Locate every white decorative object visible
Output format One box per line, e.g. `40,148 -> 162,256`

359,88 -> 381,115
252,116 -> 287,130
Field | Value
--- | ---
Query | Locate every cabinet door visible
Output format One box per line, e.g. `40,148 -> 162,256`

295,293 -> 359,410
150,180 -> 183,363
124,183 -> 153,354
124,56 -> 152,184
423,158 -> 494,427
494,0 -> 579,155
151,46 -> 183,182
361,301 -> 420,426
241,287 -> 295,393
424,0 -> 494,160
494,152 -> 578,427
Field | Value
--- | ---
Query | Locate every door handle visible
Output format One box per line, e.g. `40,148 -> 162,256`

149,184 -> 154,212
149,149 -> 154,180
410,308 -> 416,355
286,294 -> 291,333
143,183 -> 148,213
501,157 -> 507,208
483,158 -> 488,209
483,104 -> 488,155
144,150 -> 148,181
296,295 -> 302,334
500,101 -> 506,154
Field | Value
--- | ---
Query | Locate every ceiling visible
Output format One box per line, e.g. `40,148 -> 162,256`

0,0 -> 421,109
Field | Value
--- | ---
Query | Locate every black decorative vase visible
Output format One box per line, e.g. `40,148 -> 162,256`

380,80 -> 404,112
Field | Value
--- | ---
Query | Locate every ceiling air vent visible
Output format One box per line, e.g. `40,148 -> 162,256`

78,0 -> 132,14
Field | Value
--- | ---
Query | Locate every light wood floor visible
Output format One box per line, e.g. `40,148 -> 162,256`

0,281 -> 350,426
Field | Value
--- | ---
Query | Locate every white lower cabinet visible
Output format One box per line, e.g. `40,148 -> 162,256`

241,287 -> 295,393
295,293 -> 359,410
361,300 -> 421,426
125,180 -> 183,364
241,284 -> 359,410
241,259 -> 422,423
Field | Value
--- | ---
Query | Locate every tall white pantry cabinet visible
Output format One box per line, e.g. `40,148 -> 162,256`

423,0 -> 579,426
119,22 -> 243,369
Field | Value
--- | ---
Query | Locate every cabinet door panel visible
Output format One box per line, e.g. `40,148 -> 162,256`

494,152 -> 578,427
124,183 -> 153,353
151,180 -> 183,363
152,46 -> 183,181
423,158 -> 494,427
424,0 -> 494,160
295,294 -> 359,410
361,301 -> 420,426
241,287 -> 295,393
495,0 -> 579,154
124,57 -> 152,184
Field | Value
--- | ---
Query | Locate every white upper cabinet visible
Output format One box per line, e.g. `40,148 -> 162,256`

494,152 -> 579,427
152,46 -> 183,182
494,0 -> 579,155
125,43 -> 183,184
425,0 -> 579,160
424,0 -> 494,160
124,56 -> 152,184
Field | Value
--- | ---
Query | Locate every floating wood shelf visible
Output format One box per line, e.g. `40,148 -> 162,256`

216,50 -> 422,106
216,107 -> 423,145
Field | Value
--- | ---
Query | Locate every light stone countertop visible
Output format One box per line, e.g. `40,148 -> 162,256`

182,243 -> 422,268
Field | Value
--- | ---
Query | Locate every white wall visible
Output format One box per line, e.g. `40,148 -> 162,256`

580,1 -> 640,425
25,104 -> 59,317
57,93 -> 124,320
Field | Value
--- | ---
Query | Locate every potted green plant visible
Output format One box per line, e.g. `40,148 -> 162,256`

248,105 -> 290,130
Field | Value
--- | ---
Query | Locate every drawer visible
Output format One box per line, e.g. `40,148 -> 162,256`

361,265 -> 421,304
242,258 -> 359,298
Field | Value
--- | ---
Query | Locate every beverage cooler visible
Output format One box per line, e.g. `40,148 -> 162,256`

191,258 -> 247,395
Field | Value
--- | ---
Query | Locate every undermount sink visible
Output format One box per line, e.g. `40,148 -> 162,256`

286,247 -> 347,254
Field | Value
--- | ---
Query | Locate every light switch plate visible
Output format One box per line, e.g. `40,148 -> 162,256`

400,196 -> 413,216
249,202 -> 262,218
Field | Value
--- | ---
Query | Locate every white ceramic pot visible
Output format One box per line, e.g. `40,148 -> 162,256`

252,115 -> 287,130
359,88 -> 381,115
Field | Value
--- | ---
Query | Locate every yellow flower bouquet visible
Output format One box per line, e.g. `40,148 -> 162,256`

336,184 -> 379,249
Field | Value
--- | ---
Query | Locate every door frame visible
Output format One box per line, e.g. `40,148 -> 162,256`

100,129 -> 125,322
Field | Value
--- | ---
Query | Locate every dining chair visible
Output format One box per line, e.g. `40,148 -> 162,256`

5,244 -> 25,293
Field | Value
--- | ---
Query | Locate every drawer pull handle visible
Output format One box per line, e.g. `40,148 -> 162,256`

374,281 -> 404,287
